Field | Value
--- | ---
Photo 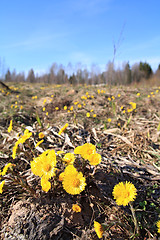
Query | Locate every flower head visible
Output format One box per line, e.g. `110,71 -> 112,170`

41,177 -> 51,192
94,221 -> 104,239
112,181 -> 137,206
63,153 -> 75,165
88,153 -> 101,166
39,132 -> 45,138
74,143 -> 96,160
72,204 -> 81,212
62,165 -> 86,195
31,149 -> 56,180
157,220 -> 160,233
58,123 -> 68,135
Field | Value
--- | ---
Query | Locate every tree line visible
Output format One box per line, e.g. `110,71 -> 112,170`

2,61 -> 160,85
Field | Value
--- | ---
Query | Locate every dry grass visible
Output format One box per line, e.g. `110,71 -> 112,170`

0,82 -> 160,239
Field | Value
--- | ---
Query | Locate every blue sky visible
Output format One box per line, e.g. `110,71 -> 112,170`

1,0 -> 160,75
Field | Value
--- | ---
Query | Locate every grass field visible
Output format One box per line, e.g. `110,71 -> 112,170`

0,82 -> 160,239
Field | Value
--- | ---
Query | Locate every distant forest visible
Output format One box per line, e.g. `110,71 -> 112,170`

1,61 -> 160,85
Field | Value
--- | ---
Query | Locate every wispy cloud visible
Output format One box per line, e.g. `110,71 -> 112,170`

68,0 -> 111,16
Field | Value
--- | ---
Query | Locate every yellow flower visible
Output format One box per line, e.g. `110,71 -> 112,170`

63,153 -> 75,164
43,99 -> 46,105
20,105 -> 23,110
112,181 -> 137,206
41,177 -> 51,192
8,120 -> 13,133
88,153 -> 101,166
137,92 -> 140,96
72,204 -> 81,212
74,143 -> 96,160
93,114 -> 97,118
43,107 -> 45,111
58,123 -> 68,135
90,109 -> 94,112
62,165 -> 86,195
55,107 -> 59,110
94,221 -> 104,239
148,95 -> 151,98
31,149 -> 57,179
35,140 -> 44,148
46,112 -> 48,116
70,106 -> 73,111
86,112 -> 90,117
156,90 -> 159,93
157,220 -> 160,233
120,105 -> 124,110
112,96 -> 115,100
39,132 -> 45,138
1,163 -> 14,176
74,101 -> 79,105
97,89 -> 100,94
12,129 -> 32,159
0,180 -> 5,194
118,94 -> 121,97
59,172 -> 65,181
129,102 -> 136,110
107,118 -> 111,122
108,97 -> 111,101
64,105 -> 67,110
78,104 -> 82,108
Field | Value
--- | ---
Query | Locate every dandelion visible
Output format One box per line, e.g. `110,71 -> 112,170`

120,105 -> 124,110
72,204 -> 81,212
70,106 -> 73,111
157,220 -> 160,233
0,180 -> 5,194
86,112 -> 90,118
93,114 -> 97,118
108,97 -> 111,101
137,93 -> 140,96
55,107 -> 59,110
112,96 -> 115,100
20,105 -> 23,110
51,94 -> 54,97
88,153 -> 101,166
112,181 -> 137,206
78,104 -> 82,108
86,92 -> 89,95
107,118 -> 111,123
90,109 -> 94,112
46,112 -> 48,116
35,140 -> 44,148
12,129 -> 32,159
8,120 -> 12,133
41,177 -> 51,192
64,105 -> 67,110
58,123 -> 68,135
39,132 -> 45,139
74,101 -> 79,105
62,165 -> 86,195
94,221 -> 104,239
43,107 -> 45,111
148,95 -> 151,98
74,143 -> 96,160
97,89 -> 100,94
118,94 -> 121,97
129,102 -> 136,110
63,153 -> 75,164
156,90 -> 159,93
31,149 -> 57,179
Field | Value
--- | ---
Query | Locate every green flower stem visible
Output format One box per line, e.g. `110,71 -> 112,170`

129,202 -> 140,235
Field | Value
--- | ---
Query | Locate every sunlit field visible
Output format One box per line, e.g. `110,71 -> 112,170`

0,82 -> 160,239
